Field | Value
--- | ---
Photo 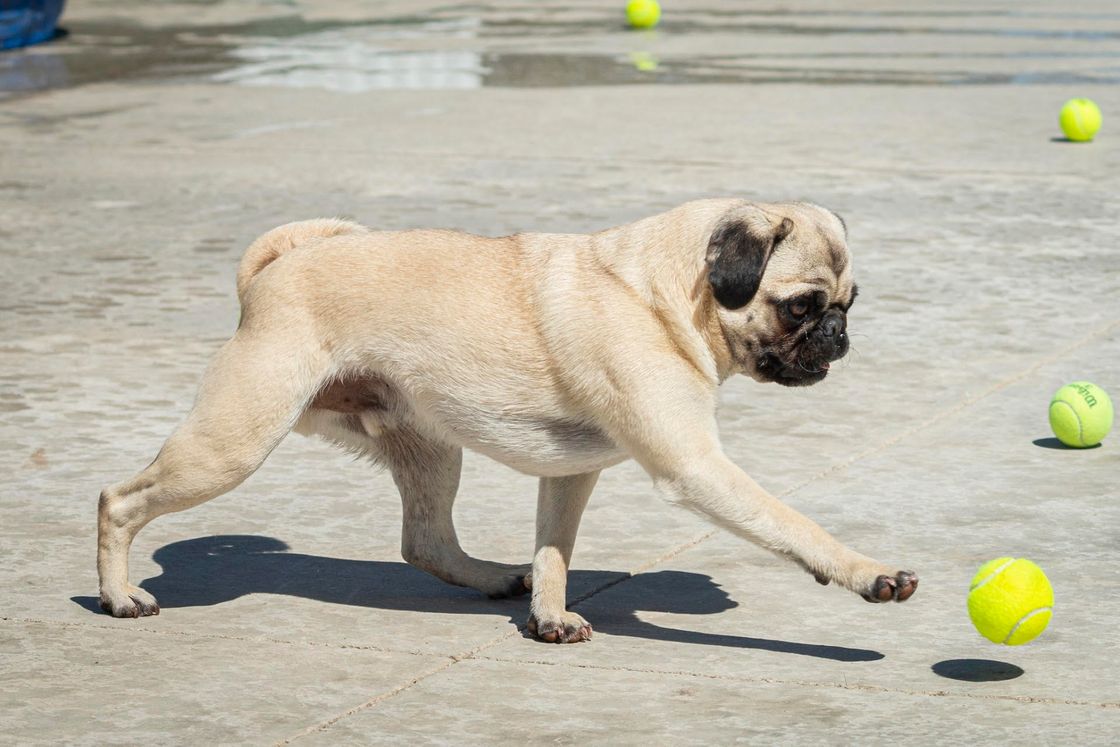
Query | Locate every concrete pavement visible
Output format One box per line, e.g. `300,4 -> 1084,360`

1,0 -> 1118,743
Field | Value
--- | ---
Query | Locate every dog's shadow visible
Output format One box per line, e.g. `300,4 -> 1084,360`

72,534 -> 882,662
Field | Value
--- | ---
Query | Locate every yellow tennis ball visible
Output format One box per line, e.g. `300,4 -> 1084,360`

1049,381 -> 1114,448
626,0 -> 661,29
968,557 -> 1053,646
1059,98 -> 1102,142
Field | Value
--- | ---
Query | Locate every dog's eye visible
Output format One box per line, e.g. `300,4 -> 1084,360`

787,299 -> 810,319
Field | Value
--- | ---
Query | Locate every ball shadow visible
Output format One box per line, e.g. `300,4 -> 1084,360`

1032,437 -> 1100,450
931,658 -> 1024,682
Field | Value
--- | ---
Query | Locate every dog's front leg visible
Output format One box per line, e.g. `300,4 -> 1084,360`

600,366 -> 917,604
654,445 -> 918,603
526,471 -> 600,643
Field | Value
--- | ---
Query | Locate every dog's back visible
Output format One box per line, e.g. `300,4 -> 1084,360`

236,218 -> 368,305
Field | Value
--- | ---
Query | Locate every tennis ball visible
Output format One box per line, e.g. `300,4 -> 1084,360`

626,0 -> 661,29
1049,381 -> 1113,448
1059,98 -> 1102,142
968,557 -> 1053,646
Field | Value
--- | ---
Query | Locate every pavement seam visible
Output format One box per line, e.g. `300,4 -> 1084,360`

471,654 -> 1120,710
275,628 -> 522,745
275,657 -> 466,744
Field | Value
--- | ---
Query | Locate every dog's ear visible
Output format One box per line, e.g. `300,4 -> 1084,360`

706,215 -> 794,309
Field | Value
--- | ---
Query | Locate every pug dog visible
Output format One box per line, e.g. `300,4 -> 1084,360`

97,199 -> 917,642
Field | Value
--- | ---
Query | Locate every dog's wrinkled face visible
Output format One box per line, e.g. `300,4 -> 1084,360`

705,202 -> 856,387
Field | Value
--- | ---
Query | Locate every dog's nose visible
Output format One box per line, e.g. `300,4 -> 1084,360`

820,313 -> 844,339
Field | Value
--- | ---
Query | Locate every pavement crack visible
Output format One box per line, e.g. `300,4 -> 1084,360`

275,629 -> 521,745
275,658 -> 461,745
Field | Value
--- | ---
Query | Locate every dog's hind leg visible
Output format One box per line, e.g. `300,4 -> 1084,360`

382,428 -> 531,599
97,330 -> 329,617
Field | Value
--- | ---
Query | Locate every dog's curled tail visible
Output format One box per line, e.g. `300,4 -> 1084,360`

236,218 -> 366,304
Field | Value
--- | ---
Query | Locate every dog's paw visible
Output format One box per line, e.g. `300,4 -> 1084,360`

861,571 -> 918,603
99,585 -> 160,618
526,611 -> 592,643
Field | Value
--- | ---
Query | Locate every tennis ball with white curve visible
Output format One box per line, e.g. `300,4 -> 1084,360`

968,557 -> 1053,645
1059,98 -> 1102,142
1049,381 -> 1113,448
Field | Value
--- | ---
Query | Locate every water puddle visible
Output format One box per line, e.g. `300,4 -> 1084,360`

212,20 -> 490,92
2,7 -> 1119,97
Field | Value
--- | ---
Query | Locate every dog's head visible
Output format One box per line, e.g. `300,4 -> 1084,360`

704,202 -> 856,387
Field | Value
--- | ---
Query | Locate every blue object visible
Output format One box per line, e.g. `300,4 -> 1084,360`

0,0 -> 65,50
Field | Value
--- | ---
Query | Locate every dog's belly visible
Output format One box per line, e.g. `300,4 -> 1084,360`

450,412 -> 628,476
299,376 -> 628,477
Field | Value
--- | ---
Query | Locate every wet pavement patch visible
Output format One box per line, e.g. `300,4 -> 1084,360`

2,7 -> 1120,97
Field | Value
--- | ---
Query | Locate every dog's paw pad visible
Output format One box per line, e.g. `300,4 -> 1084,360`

862,571 -> 918,603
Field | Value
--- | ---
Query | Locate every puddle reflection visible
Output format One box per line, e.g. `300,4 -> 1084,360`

2,7 -> 1119,98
